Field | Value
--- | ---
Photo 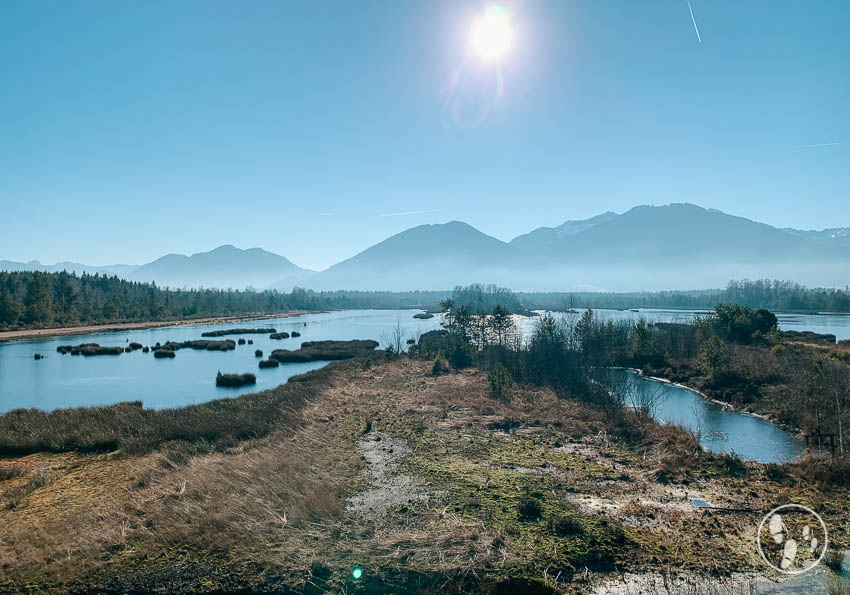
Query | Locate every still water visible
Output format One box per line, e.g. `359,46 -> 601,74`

0,310 -> 440,414
610,368 -> 804,464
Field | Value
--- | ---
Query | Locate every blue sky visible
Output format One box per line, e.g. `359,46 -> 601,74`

1,0 -> 848,270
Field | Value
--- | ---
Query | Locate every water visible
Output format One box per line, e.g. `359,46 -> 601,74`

610,368 -> 804,463
0,310 -> 440,413
518,308 -> 850,341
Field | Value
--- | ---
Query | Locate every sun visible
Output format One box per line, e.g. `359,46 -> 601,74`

469,5 -> 512,62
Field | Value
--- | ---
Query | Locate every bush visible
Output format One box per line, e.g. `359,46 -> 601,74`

448,337 -> 475,369
153,349 -> 175,359
255,349 -> 263,357
128,342 -> 143,351
291,331 -> 301,338
258,359 -> 279,369
33,353 -> 43,360
270,332 -> 290,340
517,495 -> 543,521
432,355 -> 448,376
549,515 -> 584,536
215,372 -> 257,387
488,364 -> 513,401
142,346 -> 150,353
238,338 -> 246,345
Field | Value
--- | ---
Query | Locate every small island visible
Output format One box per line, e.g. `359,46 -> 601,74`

201,328 -> 277,337
215,372 -> 257,387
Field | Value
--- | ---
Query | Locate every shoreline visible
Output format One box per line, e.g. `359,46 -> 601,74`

0,310 -> 318,343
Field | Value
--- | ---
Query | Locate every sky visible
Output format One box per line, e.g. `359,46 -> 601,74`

1,0 -> 848,270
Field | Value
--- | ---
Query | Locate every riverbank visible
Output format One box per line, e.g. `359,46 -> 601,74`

1,356 -> 848,593
0,310 -> 316,343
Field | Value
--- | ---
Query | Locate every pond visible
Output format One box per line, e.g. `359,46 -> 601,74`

0,309 -> 441,414
608,368 -> 805,463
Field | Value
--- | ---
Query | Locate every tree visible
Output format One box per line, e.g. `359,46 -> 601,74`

697,336 -> 730,379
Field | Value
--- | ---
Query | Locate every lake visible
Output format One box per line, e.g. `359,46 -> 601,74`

517,308 -> 850,341
0,309 -> 441,414
1,306 -> 845,463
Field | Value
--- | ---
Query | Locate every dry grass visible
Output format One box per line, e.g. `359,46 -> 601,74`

2,357 -> 849,593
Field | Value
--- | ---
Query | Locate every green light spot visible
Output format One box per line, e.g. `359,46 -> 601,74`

352,567 -> 363,580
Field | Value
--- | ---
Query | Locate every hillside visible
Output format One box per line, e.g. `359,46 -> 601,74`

130,245 -> 312,290
298,221 -> 520,291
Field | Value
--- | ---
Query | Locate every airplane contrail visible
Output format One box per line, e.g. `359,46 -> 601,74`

686,0 -> 702,43
379,209 -> 440,217
795,142 -> 840,148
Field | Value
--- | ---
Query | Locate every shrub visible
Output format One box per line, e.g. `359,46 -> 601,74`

247,339 -> 253,345
238,338 -> 246,345
549,515 -> 584,536
432,355 -> 448,376
255,349 -> 263,357
33,353 -> 43,360
258,359 -> 279,369
291,331 -> 301,337
142,346 -> 150,353
517,495 -> 543,521
448,337 -> 475,369
270,332 -> 290,340
216,372 -> 257,387
128,342 -> 143,351
488,364 -> 513,401
153,349 -> 175,359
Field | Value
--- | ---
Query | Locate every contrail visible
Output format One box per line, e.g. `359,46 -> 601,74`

379,209 -> 440,217
686,0 -> 702,43
795,142 -> 840,148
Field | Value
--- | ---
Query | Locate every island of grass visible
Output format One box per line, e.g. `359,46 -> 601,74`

412,312 -> 434,319
269,331 -> 289,340
215,372 -> 257,387
56,343 -> 124,356
153,349 -> 175,359
201,328 -> 276,337
155,339 -> 236,352
258,359 -> 279,369
269,339 -> 378,363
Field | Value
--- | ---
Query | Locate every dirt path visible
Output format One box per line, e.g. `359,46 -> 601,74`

0,310 -> 315,342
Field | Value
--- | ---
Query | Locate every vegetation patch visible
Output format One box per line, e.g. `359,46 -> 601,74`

270,339 -> 379,363
270,331 -> 290,340
200,327 -> 276,337
215,372 -> 257,387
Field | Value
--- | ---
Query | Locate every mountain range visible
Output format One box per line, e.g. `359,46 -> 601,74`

3,204 -> 849,292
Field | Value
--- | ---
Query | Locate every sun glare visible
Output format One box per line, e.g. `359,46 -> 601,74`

469,5 -> 512,62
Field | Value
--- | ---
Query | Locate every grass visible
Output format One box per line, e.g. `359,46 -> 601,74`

270,339 -> 379,363
0,362 -> 346,456
2,357 -> 849,593
200,327 -> 276,337
215,372 -> 257,387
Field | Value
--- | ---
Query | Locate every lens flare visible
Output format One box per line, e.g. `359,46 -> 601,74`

469,5 -> 512,61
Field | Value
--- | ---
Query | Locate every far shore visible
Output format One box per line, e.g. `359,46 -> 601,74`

0,311 -> 318,343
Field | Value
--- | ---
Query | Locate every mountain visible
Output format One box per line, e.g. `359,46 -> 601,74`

0,260 -> 139,277
510,211 -> 620,251
291,205 -> 850,292
296,221 -> 519,291
780,227 -> 850,248
130,245 -> 312,290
